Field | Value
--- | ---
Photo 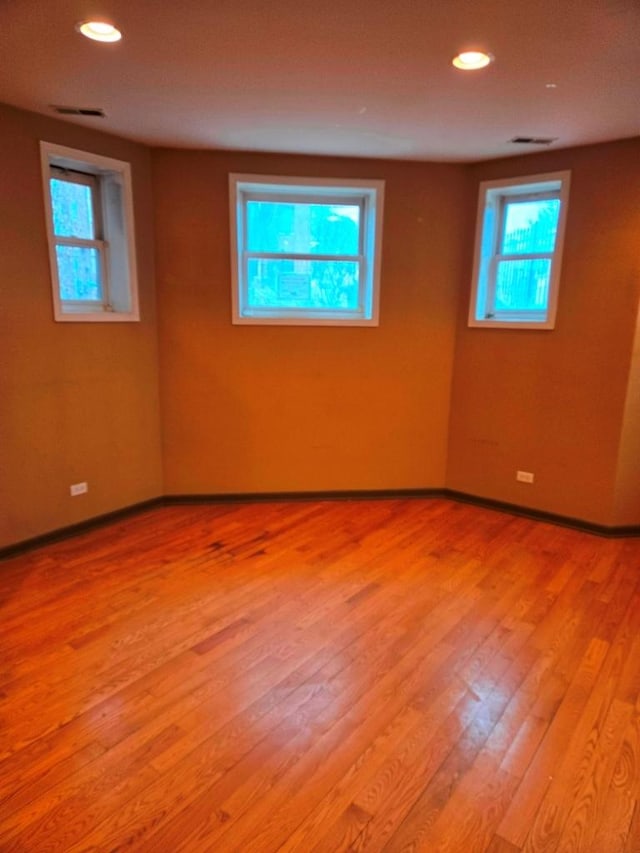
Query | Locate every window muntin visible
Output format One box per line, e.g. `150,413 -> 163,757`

469,172 -> 570,329
40,142 -> 139,322
230,175 -> 384,325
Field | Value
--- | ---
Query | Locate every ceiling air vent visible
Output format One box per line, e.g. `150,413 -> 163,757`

51,106 -> 106,117
510,136 -> 557,146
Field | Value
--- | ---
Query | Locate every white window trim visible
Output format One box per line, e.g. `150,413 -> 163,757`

229,174 -> 384,326
40,142 -> 140,323
468,170 -> 571,330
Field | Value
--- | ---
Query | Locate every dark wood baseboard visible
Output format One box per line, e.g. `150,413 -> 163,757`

2,488 -> 639,560
444,489 -> 640,538
0,497 -> 164,560
161,489 -> 640,538
164,488 -> 447,504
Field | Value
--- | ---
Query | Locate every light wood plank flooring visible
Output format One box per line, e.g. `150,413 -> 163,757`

1,498 -> 639,851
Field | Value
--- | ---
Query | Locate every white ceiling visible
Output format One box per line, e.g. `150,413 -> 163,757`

1,0 -> 639,162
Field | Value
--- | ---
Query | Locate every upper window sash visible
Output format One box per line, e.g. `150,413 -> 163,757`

239,192 -> 366,259
49,168 -> 103,240
493,190 -> 559,255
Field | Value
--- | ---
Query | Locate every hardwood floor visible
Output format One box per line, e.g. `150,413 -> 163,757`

1,498 -> 639,852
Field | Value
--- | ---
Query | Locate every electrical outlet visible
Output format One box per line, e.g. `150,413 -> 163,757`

516,471 -> 534,484
70,481 -> 88,496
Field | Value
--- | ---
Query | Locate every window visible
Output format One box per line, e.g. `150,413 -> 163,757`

40,142 -> 139,322
468,171 -> 570,329
229,174 -> 384,325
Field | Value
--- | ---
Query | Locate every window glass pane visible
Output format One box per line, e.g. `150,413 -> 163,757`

50,177 -> 95,239
55,245 -> 102,301
247,201 -> 360,255
501,199 -> 560,254
246,258 -> 360,311
495,259 -> 551,311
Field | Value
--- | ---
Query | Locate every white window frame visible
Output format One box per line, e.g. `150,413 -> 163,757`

40,142 -> 140,322
468,171 -> 571,329
229,174 -> 385,326
48,167 -> 109,313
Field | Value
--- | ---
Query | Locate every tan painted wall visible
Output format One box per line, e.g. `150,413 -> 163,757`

153,149 -> 467,495
2,101 -> 638,546
447,138 -> 640,526
613,295 -> 640,526
0,104 -> 163,549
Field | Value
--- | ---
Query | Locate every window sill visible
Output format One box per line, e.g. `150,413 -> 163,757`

233,312 -> 378,327
54,309 -> 140,323
468,317 -> 555,330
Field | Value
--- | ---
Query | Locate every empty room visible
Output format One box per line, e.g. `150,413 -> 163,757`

1,0 -> 640,850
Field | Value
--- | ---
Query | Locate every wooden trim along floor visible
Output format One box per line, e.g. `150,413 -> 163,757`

1,488 -> 639,560
1,498 -> 639,851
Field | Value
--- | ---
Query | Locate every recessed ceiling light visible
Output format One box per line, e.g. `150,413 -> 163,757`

77,21 -> 122,42
452,51 -> 493,71
546,82 -> 558,89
